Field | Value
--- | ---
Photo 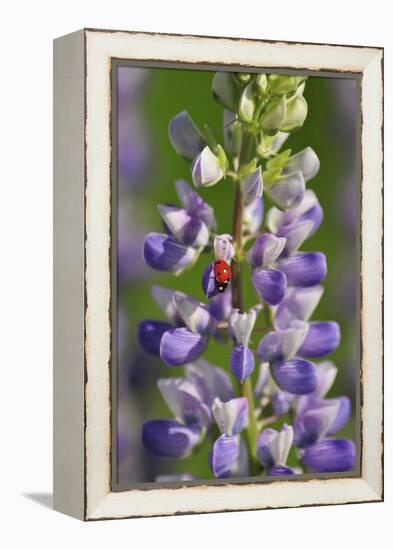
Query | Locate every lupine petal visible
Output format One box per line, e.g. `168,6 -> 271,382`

168,111 -> 205,161
175,180 -> 217,230
276,220 -> 314,256
151,285 -> 184,325
212,397 -> 249,436
257,320 -> 309,362
185,359 -> 234,404
257,424 -> 293,467
214,234 -> 235,262
230,344 -> 255,382
272,390 -> 294,416
252,268 -> 287,305
248,233 -> 286,269
208,287 -> 232,321
254,362 -> 271,398
202,262 -> 220,299
274,286 -> 324,330
192,146 -> 224,188
138,320 -> 173,356
209,434 -> 240,478
157,377 -> 211,427
160,328 -> 208,366
143,233 -> 197,272
279,252 -> 327,287
173,293 -> 214,334
300,439 -> 356,473
243,196 -> 264,234
229,308 -> 258,346
266,189 -> 322,236
142,419 -> 200,458
157,205 -> 209,247
313,361 -> 338,398
265,171 -> 305,211
268,465 -> 295,476
298,321 -> 340,358
243,167 -> 263,206
327,397 -> 351,435
272,358 -> 317,395
283,147 -> 320,182
294,399 -> 340,447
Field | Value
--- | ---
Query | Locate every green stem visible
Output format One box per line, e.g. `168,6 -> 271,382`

231,132 -> 260,474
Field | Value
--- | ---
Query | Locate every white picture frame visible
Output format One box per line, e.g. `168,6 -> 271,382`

53,28 -> 383,521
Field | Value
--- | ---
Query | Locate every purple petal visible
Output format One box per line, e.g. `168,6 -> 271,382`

242,167 -> 263,206
185,359 -> 234,405
298,202 -> 323,237
151,285 -> 184,325
230,344 -> 255,383
176,180 -> 217,230
157,377 -> 212,427
212,397 -> 249,435
282,147 -> 320,182
276,220 -> 314,256
248,233 -> 286,269
298,321 -> 340,358
257,321 -> 308,362
208,288 -> 232,321
202,262 -> 220,299
173,293 -> 214,334
272,358 -> 317,395
266,190 -> 322,237
279,252 -> 327,287
274,286 -> 324,330
160,328 -> 208,366
143,233 -> 197,272
257,424 -> 293,467
252,268 -> 287,305
191,146 -> 224,188
327,397 -> 351,435
243,196 -> 264,234
268,465 -> 295,476
138,320 -> 173,356
168,111 -> 205,161
265,171 -> 305,211
157,205 -> 209,247
209,434 -> 240,478
300,439 -> 356,473
142,419 -> 200,458
294,399 -> 340,447
272,390 -> 294,416
313,361 -> 338,398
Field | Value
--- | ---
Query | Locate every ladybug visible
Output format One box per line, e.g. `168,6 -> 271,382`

214,259 -> 232,292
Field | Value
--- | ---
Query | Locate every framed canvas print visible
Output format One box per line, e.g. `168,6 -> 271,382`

53,29 -> 384,520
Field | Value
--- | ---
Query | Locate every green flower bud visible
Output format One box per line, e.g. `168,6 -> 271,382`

238,81 -> 255,122
237,73 -> 252,83
255,74 -> 268,96
281,94 -> 308,132
269,75 -> 303,96
212,72 -> 240,112
259,96 -> 286,134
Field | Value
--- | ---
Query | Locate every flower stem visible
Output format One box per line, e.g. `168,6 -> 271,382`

231,137 -> 260,473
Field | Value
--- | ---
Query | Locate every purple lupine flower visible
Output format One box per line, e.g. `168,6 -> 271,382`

248,233 -> 287,305
168,111 -> 205,161
274,285 -> 324,330
157,377 -> 212,427
209,434 -> 240,478
243,196 -> 264,235
212,397 -> 249,436
257,424 -> 295,475
229,307 -> 259,382
242,167 -> 263,206
300,439 -> 356,473
202,234 -> 235,299
265,172 -> 306,211
142,420 -> 201,458
192,146 -> 225,188
185,359 -> 234,406
282,147 -> 320,183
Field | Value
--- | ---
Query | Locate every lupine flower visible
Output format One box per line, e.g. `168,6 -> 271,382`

300,439 -> 356,473
229,307 -> 259,382
192,146 -> 225,188
168,111 -> 205,161
257,424 -> 295,475
242,166 -> 263,206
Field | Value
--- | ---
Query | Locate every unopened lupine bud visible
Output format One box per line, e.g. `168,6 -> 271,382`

269,75 -> 302,96
212,72 -> 240,112
238,81 -> 256,122
260,96 -> 286,134
191,146 -> 225,188
255,74 -> 268,97
281,93 -> 308,132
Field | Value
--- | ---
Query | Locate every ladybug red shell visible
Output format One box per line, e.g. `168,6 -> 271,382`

214,260 -> 232,292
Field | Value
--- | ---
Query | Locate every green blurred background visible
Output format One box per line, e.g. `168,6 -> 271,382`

116,66 -> 359,485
